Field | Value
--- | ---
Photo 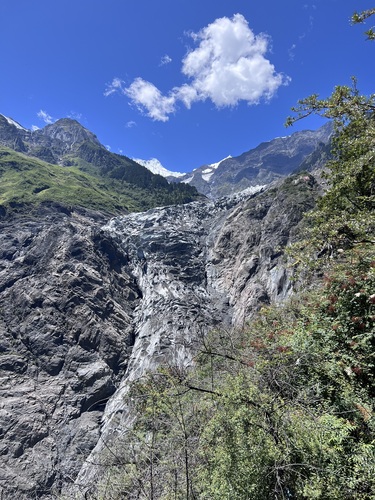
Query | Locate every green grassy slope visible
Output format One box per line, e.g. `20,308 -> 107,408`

0,146 -> 199,215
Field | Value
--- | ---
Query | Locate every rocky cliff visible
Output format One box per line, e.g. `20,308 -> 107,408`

0,171 -> 319,498
178,123 -> 332,197
0,205 -> 141,497
0,115 -> 101,165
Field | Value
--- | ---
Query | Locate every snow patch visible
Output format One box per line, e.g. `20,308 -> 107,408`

209,155 -> 232,169
1,114 -> 27,131
227,184 -> 266,203
202,172 -> 214,182
134,157 -> 184,178
181,175 -> 194,184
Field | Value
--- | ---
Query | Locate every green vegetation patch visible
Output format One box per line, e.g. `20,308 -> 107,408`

0,147 -> 135,213
98,248 -> 374,500
0,147 -> 199,215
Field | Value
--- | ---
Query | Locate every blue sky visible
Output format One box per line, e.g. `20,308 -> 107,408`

1,0 -> 374,173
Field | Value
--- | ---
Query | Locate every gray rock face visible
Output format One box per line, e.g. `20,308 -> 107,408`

36,119 -> 101,148
0,206 -> 140,498
72,176 -> 319,496
179,123 -> 332,197
0,174 -> 319,498
0,115 -> 101,165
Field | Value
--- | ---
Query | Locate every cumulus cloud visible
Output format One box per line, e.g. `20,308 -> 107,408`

180,13 -> 288,107
37,109 -> 55,124
125,78 -> 176,122
106,14 -> 289,121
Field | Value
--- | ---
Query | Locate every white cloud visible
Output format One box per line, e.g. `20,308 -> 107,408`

104,77 -> 125,97
160,54 -> 172,66
105,14 -> 289,121
294,5 -> 316,51
288,44 -> 297,61
124,78 -> 176,122
180,14 -> 288,107
37,109 -> 55,124
105,78 -> 175,122
126,120 -> 137,128
173,84 -> 199,109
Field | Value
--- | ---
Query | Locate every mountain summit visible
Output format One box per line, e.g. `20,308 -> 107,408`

34,118 -> 102,149
0,115 -> 102,164
0,114 -> 199,214
178,122 -> 333,197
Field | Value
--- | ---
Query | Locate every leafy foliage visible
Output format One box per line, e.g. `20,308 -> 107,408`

286,79 -> 375,263
352,8 -> 375,41
98,249 -> 374,499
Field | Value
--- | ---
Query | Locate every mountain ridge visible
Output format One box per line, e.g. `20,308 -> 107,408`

0,115 -> 200,215
175,122 -> 333,197
0,114 -> 332,202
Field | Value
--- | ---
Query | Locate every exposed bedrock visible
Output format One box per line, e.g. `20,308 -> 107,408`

0,174 -> 318,498
72,176 -> 318,497
0,206 -> 140,498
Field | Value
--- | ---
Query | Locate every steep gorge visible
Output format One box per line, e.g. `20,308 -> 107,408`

0,172 -> 319,498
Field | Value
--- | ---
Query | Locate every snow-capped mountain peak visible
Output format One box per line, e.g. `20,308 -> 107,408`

209,155 -> 232,169
133,158 -> 184,178
0,114 -> 27,131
